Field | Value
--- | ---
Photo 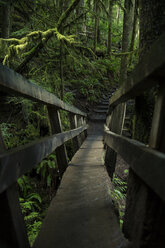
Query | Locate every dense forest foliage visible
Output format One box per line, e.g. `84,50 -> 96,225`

0,0 -> 165,246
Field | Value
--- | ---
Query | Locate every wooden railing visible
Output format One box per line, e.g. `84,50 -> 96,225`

104,32 -> 165,247
0,65 -> 87,248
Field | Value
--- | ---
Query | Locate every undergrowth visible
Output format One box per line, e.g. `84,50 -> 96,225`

110,172 -> 128,228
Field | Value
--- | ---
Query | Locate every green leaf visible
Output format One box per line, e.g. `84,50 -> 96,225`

27,193 -> 42,203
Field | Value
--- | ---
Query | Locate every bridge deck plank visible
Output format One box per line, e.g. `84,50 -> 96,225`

34,130 -> 126,248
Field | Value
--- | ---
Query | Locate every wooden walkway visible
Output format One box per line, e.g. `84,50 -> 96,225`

33,121 -> 126,248
1,34 -> 165,248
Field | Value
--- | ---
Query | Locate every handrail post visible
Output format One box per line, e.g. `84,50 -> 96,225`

83,116 -> 88,138
48,107 -> 68,177
80,116 -> 86,142
123,84 -> 165,246
77,115 -> 84,146
105,103 -> 126,178
0,131 -> 30,248
69,113 -> 80,153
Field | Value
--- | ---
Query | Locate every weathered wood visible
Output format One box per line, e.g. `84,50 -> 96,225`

104,128 -> 165,202
0,125 -> 87,194
0,184 -> 30,248
83,116 -> 88,138
122,169 -> 149,245
76,115 -> 84,147
123,84 -> 165,246
0,65 -> 86,117
33,131 -> 126,248
0,131 -> 30,248
105,103 -> 126,178
69,113 -> 80,153
149,83 -> 165,151
48,108 -> 68,177
79,116 -> 86,143
108,33 -> 165,113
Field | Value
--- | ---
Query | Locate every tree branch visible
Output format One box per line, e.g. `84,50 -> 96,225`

16,0 -> 81,73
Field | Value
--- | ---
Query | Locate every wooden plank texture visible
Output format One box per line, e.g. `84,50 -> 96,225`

0,125 -> 87,194
123,75 -> 165,248
105,103 -> 126,178
108,33 -> 165,113
104,127 -> 165,202
48,108 -> 68,176
33,132 -> 126,248
69,113 -> 80,153
0,131 -> 30,248
0,65 -> 86,117
149,83 -> 165,151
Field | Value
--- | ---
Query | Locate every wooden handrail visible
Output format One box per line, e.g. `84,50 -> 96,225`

0,125 -> 87,194
104,127 -> 165,202
104,33 -> 165,247
0,64 -> 88,248
108,32 -> 165,113
0,65 -> 87,117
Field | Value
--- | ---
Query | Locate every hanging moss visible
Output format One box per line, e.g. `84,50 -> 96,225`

1,27 -> 78,66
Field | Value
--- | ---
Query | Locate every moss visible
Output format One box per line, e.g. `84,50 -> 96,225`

27,31 -> 42,39
55,30 -> 76,44
23,45 -> 38,57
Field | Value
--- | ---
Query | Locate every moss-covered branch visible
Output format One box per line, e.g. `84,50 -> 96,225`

112,49 -> 138,57
15,0 -> 81,73
1,27 -> 78,70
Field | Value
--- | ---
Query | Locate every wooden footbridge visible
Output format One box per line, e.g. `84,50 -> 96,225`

0,33 -> 165,248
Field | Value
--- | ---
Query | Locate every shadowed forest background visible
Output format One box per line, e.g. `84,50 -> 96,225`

0,0 -> 165,246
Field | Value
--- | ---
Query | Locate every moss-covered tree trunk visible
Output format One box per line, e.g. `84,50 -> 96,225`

119,0 -> 135,84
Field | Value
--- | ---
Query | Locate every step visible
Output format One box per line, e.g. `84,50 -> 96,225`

96,105 -> 108,110
93,109 -> 107,113
99,102 -> 109,108
89,114 -> 106,121
34,134 -> 126,248
101,94 -> 111,100
101,100 -> 109,105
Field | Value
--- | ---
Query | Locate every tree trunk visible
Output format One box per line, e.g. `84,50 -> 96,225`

107,0 -> 114,56
129,0 -> 139,65
1,2 -> 11,38
139,0 -> 165,58
76,0 -> 85,35
134,0 -> 165,144
116,5 -> 121,26
119,0 -> 135,84
93,0 -> 99,53
60,40 -> 64,100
